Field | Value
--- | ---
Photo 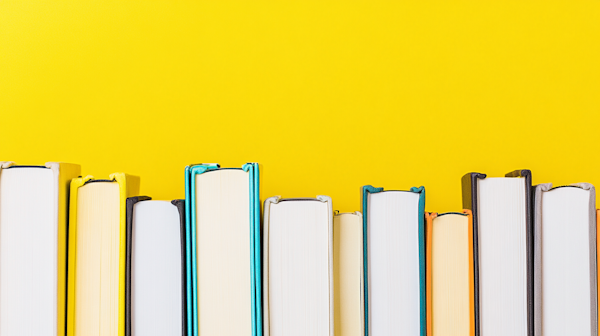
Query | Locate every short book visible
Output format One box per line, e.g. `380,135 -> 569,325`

425,211 -> 475,336
126,197 -> 187,336
333,211 -> 364,336
263,196 -> 334,336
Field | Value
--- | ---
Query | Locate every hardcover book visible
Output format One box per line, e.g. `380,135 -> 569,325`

425,211 -> 475,336
0,162 -> 80,336
185,163 -> 261,336
361,185 -> 426,336
126,197 -> 187,336
533,183 -> 598,336
263,196 -> 334,336
461,170 -> 533,336
66,173 -> 140,336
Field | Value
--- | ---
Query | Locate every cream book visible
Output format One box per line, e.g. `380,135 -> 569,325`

533,183 -> 598,336
263,196 -> 334,336
426,211 -> 474,336
185,163 -> 261,336
333,212 -> 364,336
67,173 -> 140,336
0,162 -> 80,336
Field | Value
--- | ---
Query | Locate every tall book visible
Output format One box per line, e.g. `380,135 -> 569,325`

425,211 -> 475,336
0,162 -> 80,336
333,211 -> 364,336
461,170 -> 533,336
126,197 -> 187,336
67,173 -> 140,336
361,185 -> 426,336
533,183 -> 598,336
263,196 -> 334,336
185,163 -> 261,336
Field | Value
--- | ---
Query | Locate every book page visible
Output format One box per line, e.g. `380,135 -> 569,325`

0,167 -> 56,335
74,182 -> 121,336
268,199 -> 331,336
431,214 -> 470,336
334,213 -> 363,336
132,201 -> 182,336
368,191 -> 420,336
478,178 -> 527,336
195,169 -> 251,335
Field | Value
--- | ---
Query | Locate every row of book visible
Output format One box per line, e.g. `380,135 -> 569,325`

0,162 -> 597,336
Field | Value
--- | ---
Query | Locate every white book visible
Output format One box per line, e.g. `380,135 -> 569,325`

263,196 -> 334,336
127,198 -> 186,336
462,170 -> 532,336
0,162 -> 80,336
362,186 -> 425,336
533,183 -> 598,336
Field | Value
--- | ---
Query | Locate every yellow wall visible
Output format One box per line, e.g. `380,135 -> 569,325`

1,1 -> 599,213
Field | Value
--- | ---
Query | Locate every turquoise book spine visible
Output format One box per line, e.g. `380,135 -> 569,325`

361,185 -> 426,336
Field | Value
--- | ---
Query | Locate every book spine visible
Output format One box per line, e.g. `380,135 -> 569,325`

360,185 -> 383,336
461,172 -> 486,336
125,196 -> 152,336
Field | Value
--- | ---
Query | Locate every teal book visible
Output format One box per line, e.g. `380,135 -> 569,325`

185,163 -> 261,336
361,185 -> 426,336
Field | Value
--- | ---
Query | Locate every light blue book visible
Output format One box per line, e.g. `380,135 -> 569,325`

361,185 -> 426,336
185,163 -> 261,336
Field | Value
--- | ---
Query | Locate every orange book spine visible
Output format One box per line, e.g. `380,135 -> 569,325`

425,212 -> 437,336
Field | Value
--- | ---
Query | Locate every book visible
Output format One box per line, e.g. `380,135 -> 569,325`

126,197 -> 187,336
533,183 -> 598,336
361,185 -> 426,336
333,211 -> 364,336
263,196 -> 334,336
0,162 -> 80,336
185,163 -> 261,336
425,211 -> 475,336
67,173 -> 140,336
461,170 -> 533,336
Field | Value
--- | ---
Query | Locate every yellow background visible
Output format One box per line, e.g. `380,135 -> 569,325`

1,1 -> 599,213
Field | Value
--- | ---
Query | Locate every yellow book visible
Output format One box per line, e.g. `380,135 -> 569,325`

66,173 -> 140,336
0,162 -> 80,336
333,212 -> 364,336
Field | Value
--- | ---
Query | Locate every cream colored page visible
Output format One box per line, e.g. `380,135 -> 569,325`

196,170 -> 251,335
432,214 -> 470,336
75,182 -> 121,336
334,214 -> 363,336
